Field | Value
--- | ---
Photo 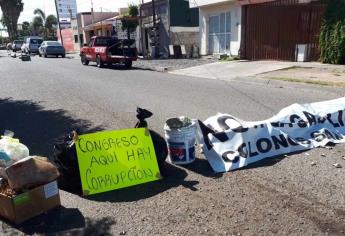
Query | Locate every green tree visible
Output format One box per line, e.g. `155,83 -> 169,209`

0,0 -> 24,40
121,4 -> 139,40
320,0 -> 345,64
22,21 -> 29,29
18,20 -> 31,36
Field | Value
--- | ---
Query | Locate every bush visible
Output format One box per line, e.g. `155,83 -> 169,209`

320,0 -> 345,64
121,4 -> 139,40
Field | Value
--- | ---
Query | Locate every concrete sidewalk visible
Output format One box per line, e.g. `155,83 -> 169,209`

169,60 -> 345,82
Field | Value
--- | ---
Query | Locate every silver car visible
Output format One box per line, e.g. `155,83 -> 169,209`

38,41 -> 66,58
12,40 -> 23,52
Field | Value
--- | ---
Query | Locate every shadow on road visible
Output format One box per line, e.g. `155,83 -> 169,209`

240,155 -> 287,170
78,216 -> 116,236
183,158 -> 224,179
86,163 -> 199,203
8,207 -> 85,234
2,206 -> 116,235
0,97 -> 103,157
239,150 -> 311,171
88,63 -> 156,72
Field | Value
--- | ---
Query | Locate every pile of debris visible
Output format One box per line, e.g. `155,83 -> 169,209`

0,131 -> 60,224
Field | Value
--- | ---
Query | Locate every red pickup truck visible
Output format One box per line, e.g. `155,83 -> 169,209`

80,36 -> 137,68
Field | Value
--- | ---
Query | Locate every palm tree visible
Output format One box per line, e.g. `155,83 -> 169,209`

33,8 -> 46,37
0,0 -> 24,40
33,8 -> 46,22
31,15 -> 43,36
32,8 -> 57,39
45,15 -> 57,39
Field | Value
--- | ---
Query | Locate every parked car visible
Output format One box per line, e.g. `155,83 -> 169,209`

38,41 -> 65,58
21,37 -> 43,54
12,40 -> 23,52
80,36 -> 137,68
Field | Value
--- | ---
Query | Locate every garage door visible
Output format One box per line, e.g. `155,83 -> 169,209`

242,0 -> 326,61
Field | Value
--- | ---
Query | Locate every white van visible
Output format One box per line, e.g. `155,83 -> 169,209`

21,37 -> 43,54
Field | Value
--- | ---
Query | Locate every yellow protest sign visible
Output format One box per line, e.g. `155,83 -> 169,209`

75,128 -> 161,195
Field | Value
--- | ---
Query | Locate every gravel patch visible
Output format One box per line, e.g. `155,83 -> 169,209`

133,58 -> 218,72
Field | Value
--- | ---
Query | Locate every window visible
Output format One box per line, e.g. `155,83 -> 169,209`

88,38 -> 94,47
13,40 -> 23,44
79,34 -> 84,45
94,38 -> 109,46
30,39 -> 43,45
158,5 -> 167,15
226,12 -> 231,33
208,11 -> 231,54
46,41 -> 62,46
74,35 -> 79,43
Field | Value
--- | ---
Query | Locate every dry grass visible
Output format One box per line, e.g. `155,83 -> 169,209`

265,77 -> 345,87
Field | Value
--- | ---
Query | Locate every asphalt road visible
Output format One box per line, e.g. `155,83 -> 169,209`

0,51 -> 345,235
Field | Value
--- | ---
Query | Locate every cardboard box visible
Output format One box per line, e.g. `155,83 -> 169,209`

0,181 -> 60,224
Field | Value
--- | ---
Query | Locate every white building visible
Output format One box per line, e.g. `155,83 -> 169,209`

56,0 -> 78,29
190,0 -> 241,56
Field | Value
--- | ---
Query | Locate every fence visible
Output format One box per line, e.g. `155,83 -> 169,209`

241,0 -> 326,61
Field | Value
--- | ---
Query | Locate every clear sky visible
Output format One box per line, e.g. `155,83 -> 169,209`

2,0 -> 140,23
1,0 -> 151,37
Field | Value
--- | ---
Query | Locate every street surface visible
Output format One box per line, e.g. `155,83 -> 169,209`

0,51 -> 344,235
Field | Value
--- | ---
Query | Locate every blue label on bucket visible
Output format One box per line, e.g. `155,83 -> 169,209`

189,146 -> 195,161
168,142 -> 186,162
168,141 -> 195,163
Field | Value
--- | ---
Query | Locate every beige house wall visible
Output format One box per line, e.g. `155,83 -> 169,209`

199,2 -> 241,56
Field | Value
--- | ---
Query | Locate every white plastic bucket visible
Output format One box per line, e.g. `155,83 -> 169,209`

164,119 -> 197,165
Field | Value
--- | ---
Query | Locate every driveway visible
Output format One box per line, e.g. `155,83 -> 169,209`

169,60 -> 345,82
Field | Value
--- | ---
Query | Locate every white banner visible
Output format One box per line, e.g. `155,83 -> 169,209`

197,97 -> 345,173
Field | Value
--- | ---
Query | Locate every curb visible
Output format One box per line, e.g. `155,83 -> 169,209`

135,66 -> 169,73
153,66 -> 169,72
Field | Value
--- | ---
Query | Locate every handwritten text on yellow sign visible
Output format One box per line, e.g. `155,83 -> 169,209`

76,128 -> 160,195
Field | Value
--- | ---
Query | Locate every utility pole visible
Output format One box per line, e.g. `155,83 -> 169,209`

139,0 -> 144,57
91,0 -> 95,36
152,0 -> 156,29
100,7 -> 103,36
151,0 -> 156,58
54,0 -> 64,46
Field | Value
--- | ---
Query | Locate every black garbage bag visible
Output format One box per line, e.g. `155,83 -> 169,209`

52,131 -> 82,194
135,107 -> 168,171
52,108 -> 168,194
